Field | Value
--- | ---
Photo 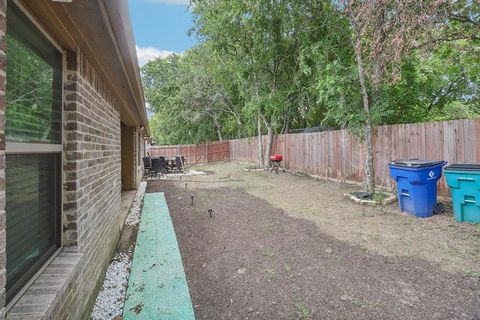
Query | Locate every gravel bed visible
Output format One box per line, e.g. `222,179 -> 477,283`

90,181 -> 146,320
146,169 -> 207,181
90,252 -> 131,320
125,181 -> 147,226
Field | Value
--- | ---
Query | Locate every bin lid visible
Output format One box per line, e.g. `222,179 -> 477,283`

445,163 -> 480,171
389,158 -> 445,168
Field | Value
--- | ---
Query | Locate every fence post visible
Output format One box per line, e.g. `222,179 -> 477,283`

206,141 -> 209,163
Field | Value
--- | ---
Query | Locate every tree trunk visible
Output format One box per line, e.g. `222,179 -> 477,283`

212,117 -> 223,142
257,113 -> 265,167
253,72 -> 265,167
354,36 -> 375,196
261,114 -> 274,168
236,118 -> 243,139
280,112 -> 289,134
216,128 -> 223,142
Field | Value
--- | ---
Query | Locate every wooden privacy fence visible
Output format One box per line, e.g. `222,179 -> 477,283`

147,141 -> 230,165
229,119 -> 480,197
147,119 -> 479,196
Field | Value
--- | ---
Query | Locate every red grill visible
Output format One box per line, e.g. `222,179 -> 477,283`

269,154 -> 284,174
269,154 -> 283,162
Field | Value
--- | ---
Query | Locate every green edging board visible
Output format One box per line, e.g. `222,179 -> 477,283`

124,192 -> 195,320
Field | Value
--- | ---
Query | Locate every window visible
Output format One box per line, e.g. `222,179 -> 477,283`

5,1 -> 62,304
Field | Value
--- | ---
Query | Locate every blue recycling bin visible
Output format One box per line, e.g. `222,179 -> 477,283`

444,164 -> 480,223
389,159 -> 447,218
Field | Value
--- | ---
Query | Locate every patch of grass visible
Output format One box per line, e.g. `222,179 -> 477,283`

350,191 -> 388,202
468,248 -> 480,257
295,302 -> 312,320
351,299 -> 363,308
447,246 -> 477,259
447,247 -> 464,258
285,263 -> 294,276
465,270 -> 480,279
262,249 -> 275,257
465,233 -> 480,243
373,192 -> 388,202
263,268 -> 277,278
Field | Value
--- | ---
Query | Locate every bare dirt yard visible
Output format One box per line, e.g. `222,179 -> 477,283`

146,162 -> 480,320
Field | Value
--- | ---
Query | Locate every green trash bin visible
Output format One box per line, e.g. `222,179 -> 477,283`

444,164 -> 480,223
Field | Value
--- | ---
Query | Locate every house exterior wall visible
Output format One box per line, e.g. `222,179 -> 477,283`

52,49 -> 125,319
0,1 -> 144,318
136,131 -> 144,183
122,126 -> 144,190
64,50 -> 123,249
121,124 -> 136,190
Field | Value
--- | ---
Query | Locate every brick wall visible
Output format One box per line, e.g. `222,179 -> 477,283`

121,126 -> 144,190
55,49 -> 126,319
64,50 -> 122,249
121,124 -> 137,190
0,1 -> 6,318
136,131 -> 144,184
0,3 -> 143,318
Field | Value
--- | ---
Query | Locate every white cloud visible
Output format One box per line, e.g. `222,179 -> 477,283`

136,46 -> 175,66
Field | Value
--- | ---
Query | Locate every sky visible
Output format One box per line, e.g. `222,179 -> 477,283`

128,0 -> 197,66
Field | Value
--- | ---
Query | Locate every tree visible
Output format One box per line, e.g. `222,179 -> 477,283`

142,0 -> 479,176
142,45 -> 247,144
191,0 -> 346,166
338,0 -> 453,196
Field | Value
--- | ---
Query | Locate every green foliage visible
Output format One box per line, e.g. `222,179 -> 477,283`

377,42 -> 480,125
143,0 -> 480,145
295,302 -> 312,320
142,48 -> 238,144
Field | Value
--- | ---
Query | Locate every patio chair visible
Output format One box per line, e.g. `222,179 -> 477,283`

175,156 -> 184,173
150,158 -> 167,177
143,157 -> 152,176
159,157 -> 170,173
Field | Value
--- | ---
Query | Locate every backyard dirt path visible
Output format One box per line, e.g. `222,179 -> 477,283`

147,167 -> 480,320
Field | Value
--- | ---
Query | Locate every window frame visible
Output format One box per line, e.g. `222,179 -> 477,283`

5,0 -> 65,309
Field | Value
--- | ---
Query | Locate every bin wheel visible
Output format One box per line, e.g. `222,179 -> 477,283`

433,202 -> 445,215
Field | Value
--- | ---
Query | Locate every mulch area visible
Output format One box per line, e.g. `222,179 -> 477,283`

147,180 -> 480,320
